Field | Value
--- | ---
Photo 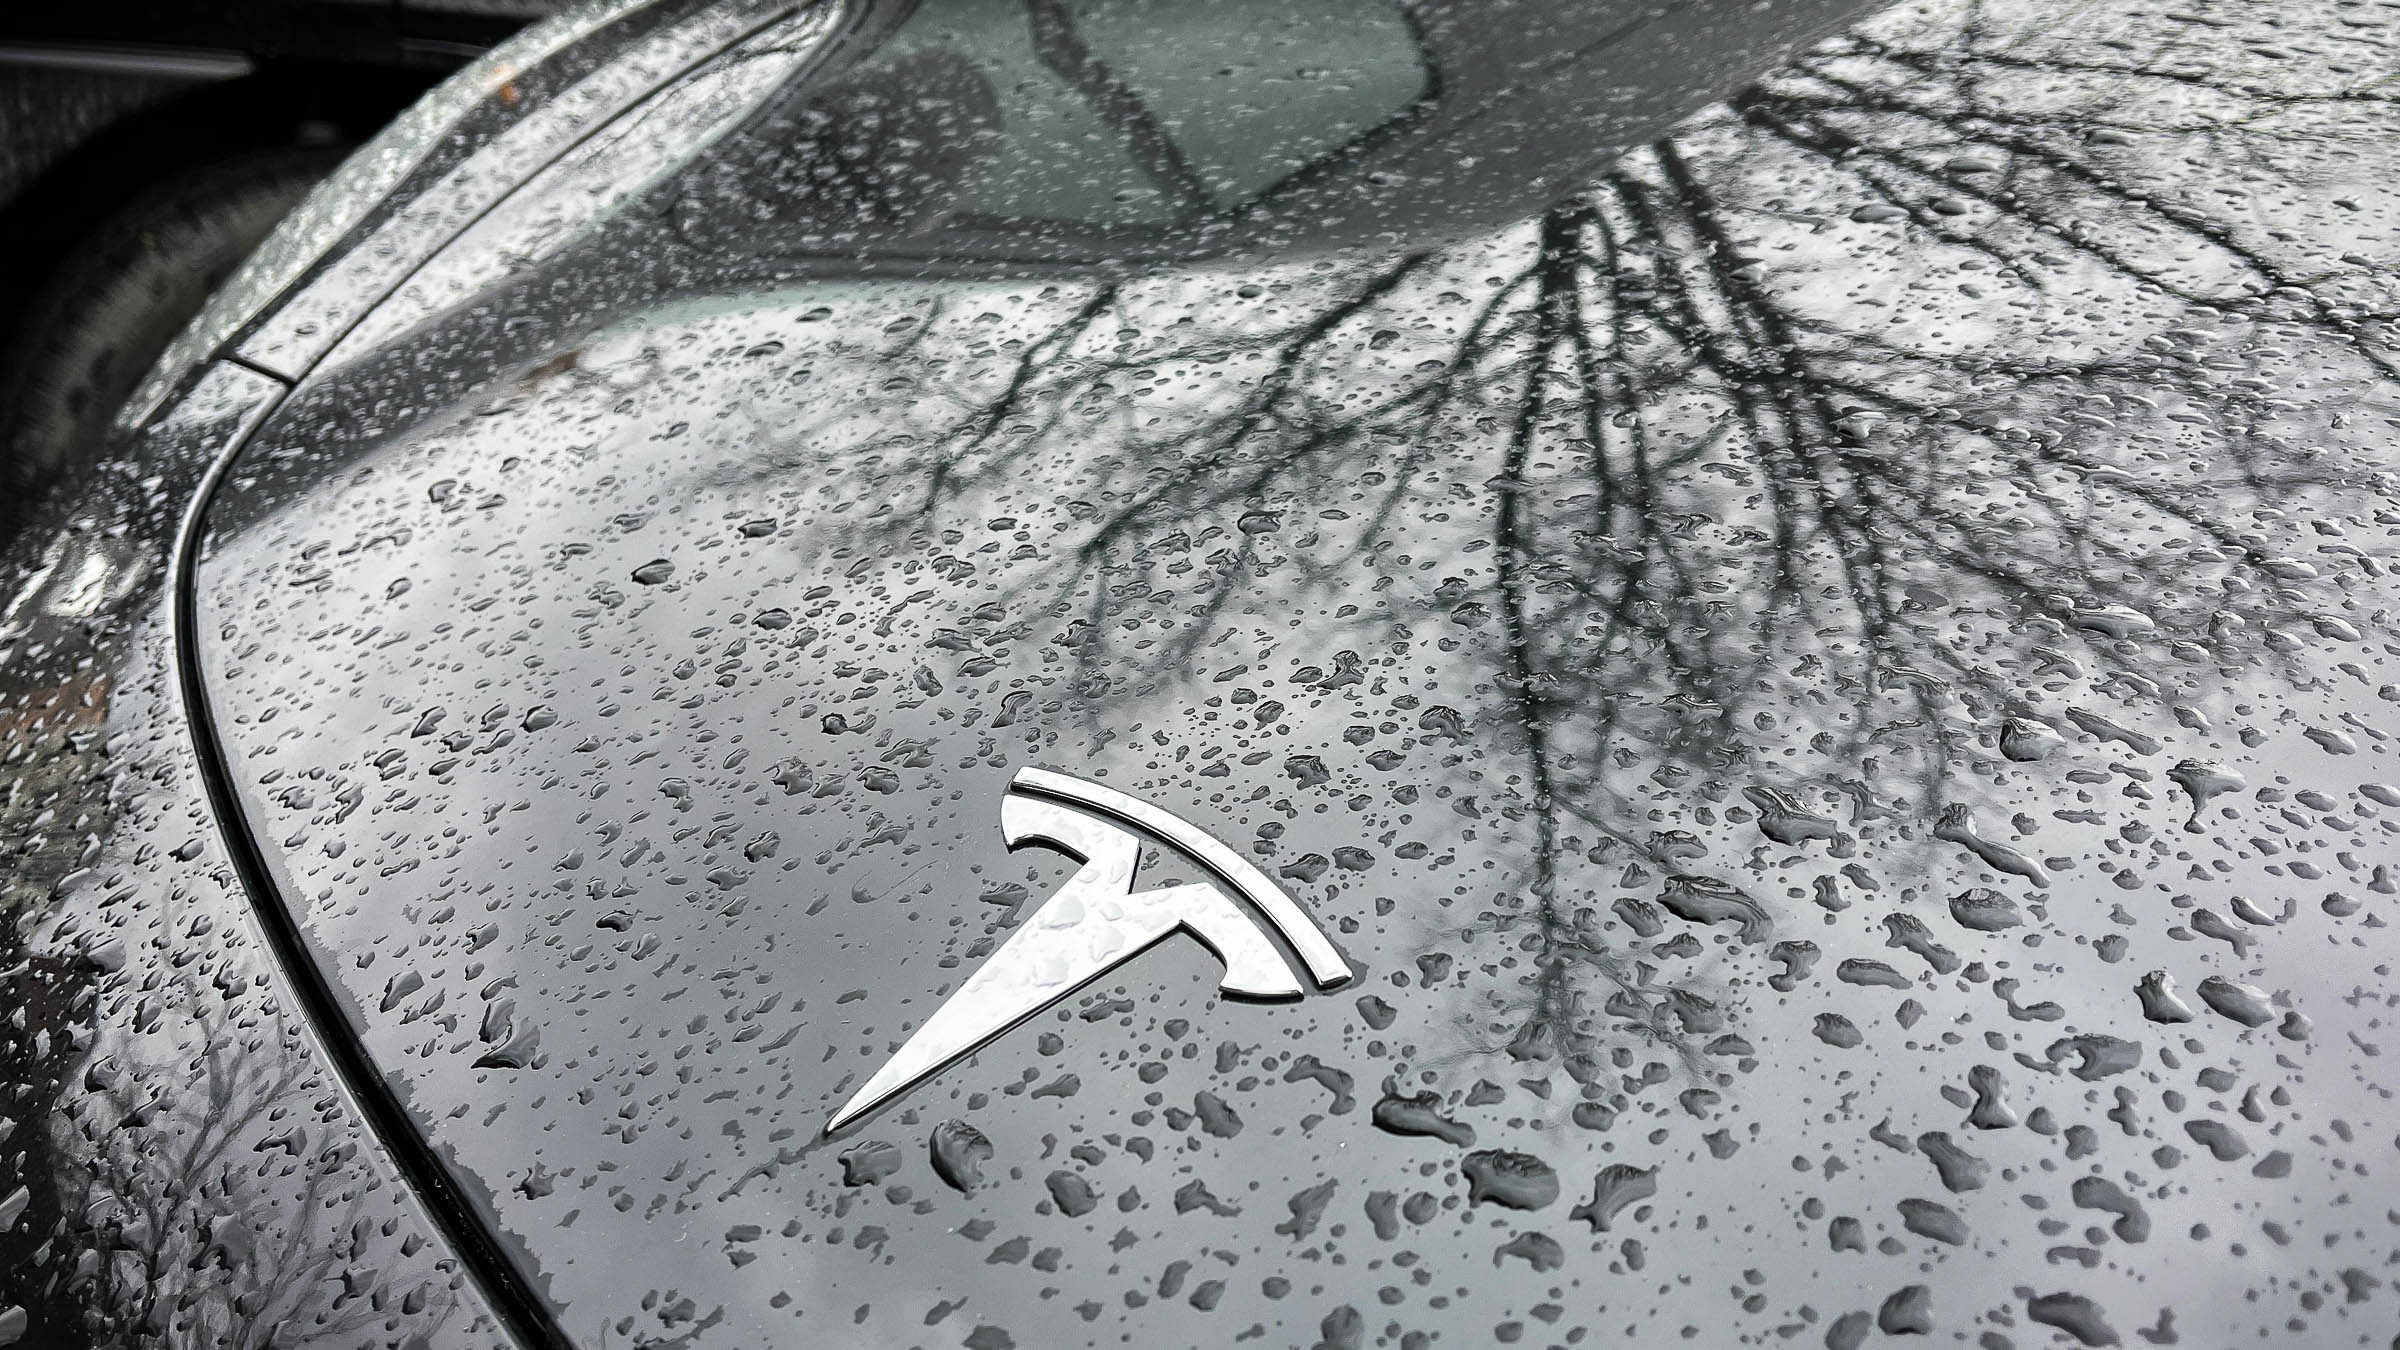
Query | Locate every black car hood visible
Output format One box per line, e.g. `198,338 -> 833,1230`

187,0 -> 2400,1345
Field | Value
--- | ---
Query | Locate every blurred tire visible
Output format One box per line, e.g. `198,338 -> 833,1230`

0,145 -> 338,514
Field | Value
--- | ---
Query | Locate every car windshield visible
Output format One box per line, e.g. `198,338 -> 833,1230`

669,0 -> 1807,265
678,0 -> 1431,247
336,0 -> 1795,332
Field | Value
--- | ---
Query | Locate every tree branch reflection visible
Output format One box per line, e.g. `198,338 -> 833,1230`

752,1 -> 2397,1092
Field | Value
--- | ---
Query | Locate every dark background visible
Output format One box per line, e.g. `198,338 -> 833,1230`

0,1 -> 558,533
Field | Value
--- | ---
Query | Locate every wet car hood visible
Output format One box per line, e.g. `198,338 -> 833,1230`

185,0 -> 2400,1345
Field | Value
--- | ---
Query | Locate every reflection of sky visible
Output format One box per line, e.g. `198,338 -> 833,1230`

191,0 -> 2400,1342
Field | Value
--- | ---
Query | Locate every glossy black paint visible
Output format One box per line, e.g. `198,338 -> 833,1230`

177,366 -> 581,1350
12,0 -> 2400,1348
0,364 -> 506,1347
0,6 -> 699,1344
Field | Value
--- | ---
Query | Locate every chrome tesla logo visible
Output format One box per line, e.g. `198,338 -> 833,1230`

827,767 -> 1353,1132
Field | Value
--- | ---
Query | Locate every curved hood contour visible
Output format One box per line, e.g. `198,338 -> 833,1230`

183,0 -> 2400,1345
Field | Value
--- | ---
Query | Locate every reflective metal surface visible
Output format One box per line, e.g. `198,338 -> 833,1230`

118,0 -> 2400,1343
0,366 -> 506,1348
828,765 -> 1351,1133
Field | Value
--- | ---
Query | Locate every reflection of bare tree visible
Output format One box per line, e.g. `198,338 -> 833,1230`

1,647 -> 117,1343
744,1 -> 2389,1080
36,984 -> 453,1349
2,601 -> 455,1343
0,952 -> 92,1343
3,945 -> 429,1348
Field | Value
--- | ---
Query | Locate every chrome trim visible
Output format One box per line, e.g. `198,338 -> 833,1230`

827,767 -> 1350,1132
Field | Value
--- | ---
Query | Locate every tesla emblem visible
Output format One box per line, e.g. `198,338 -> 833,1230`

826,766 -> 1353,1132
